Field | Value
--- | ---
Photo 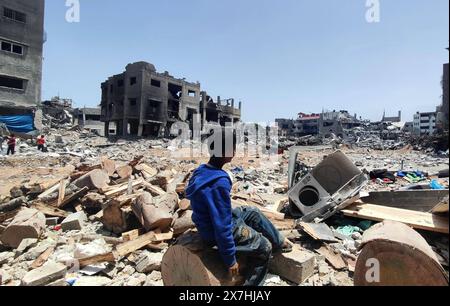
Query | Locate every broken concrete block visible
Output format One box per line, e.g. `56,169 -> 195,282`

144,271 -> 163,286
73,276 -> 112,286
61,211 -> 87,231
135,251 -> 163,273
125,273 -> 147,286
16,238 -> 38,255
47,278 -> 69,286
0,252 -> 14,265
0,208 -> 46,248
46,217 -> 59,226
0,269 -> 12,285
269,246 -> 316,285
21,262 -> 67,286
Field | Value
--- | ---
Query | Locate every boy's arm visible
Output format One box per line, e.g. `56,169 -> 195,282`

207,180 -> 237,268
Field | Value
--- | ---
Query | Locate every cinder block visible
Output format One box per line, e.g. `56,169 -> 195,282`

269,246 -> 316,285
61,212 -> 87,231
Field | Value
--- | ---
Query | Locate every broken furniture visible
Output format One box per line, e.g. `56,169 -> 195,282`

288,150 -> 367,222
354,220 -> 448,286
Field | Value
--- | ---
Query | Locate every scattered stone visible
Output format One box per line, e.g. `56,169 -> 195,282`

135,251 -> 163,273
73,276 -> 112,286
16,238 -> 39,255
61,211 -> 87,231
21,261 -> 67,286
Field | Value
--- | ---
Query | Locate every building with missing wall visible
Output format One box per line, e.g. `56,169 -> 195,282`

100,62 -> 241,137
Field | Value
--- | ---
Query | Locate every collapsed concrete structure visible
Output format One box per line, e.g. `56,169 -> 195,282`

276,110 -> 361,139
0,0 -> 45,133
100,62 -> 242,138
73,108 -> 104,136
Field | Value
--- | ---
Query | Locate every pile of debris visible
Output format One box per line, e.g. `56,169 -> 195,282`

0,136 -> 449,286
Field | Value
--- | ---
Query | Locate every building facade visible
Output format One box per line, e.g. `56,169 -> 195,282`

100,62 -> 241,137
413,111 -> 437,136
0,0 -> 45,111
73,107 -> 105,136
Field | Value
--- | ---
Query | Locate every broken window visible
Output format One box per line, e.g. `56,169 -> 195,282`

1,41 -> 11,52
148,99 -> 162,115
130,77 -> 137,86
129,99 -> 137,107
151,79 -> 161,87
3,7 -> 26,23
1,41 -> 23,55
12,44 -> 22,54
188,90 -> 196,97
0,75 -> 25,90
118,79 -> 124,87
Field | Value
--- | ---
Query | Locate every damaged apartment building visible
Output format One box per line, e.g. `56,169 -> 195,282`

277,110 -> 362,139
100,62 -> 242,137
0,0 -> 45,135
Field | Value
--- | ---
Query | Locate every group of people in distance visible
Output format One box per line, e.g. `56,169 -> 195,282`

0,134 -> 46,156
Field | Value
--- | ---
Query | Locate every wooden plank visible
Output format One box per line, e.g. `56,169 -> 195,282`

31,202 -> 70,218
431,196 -> 449,214
57,187 -> 89,208
38,180 -> 67,199
57,179 -> 67,207
142,181 -> 166,196
316,245 -> 347,270
341,202 -> 449,234
115,231 -> 157,257
78,252 -> 117,267
31,246 -> 55,269
154,231 -> 174,242
122,229 -> 141,242
104,179 -> 144,198
114,230 -> 174,257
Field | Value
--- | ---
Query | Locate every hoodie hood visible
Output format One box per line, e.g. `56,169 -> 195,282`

186,164 -> 231,198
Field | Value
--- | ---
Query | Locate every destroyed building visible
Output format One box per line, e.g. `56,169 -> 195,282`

413,111 -> 437,136
73,107 -> 105,136
277,110 -> 361,139
100,62 -> 242,138
0,0 -> 45,134
436,49 -> 449,133
381,111 -> 402,123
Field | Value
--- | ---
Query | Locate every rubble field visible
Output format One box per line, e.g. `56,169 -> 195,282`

0,127 -> 448,287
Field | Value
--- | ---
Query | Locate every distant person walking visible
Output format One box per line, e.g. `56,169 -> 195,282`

37,135 -> 46,152
6,134 -> 16,156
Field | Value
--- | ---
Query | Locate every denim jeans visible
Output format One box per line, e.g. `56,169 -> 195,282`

231,206 -> 285,287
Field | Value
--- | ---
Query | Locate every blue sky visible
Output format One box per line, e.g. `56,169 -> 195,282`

42,0 -> 449,123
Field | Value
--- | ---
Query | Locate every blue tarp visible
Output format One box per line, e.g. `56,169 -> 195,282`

0,114 -> 34,133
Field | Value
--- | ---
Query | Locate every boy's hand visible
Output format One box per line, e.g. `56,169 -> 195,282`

229,262 -> 240,277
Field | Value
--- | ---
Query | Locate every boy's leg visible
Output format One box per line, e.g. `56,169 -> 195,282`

232,218 -> 272,287
236,206 -> 285,250
7,146 -> 11,155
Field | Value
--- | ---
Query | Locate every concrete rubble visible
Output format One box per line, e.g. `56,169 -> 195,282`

0,125 -> 449,287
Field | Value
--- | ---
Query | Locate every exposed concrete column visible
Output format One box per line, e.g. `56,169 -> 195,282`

231,99 -> 235,109
104,121 -> 109,137
122,119 -> 128,136
239,102 -> 242,110
201,92 -> 207,128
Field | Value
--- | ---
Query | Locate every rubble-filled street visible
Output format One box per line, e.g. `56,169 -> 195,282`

1,124 -> 448,286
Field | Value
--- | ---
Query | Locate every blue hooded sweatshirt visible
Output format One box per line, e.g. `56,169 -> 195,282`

186,164 -> 236,268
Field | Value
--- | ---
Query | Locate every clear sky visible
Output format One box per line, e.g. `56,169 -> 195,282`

42,0 -> 449,123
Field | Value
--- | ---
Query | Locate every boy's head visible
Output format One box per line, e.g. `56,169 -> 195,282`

10,134 -> 15,138
206,127 -> 237,164
41,135 -> 45,138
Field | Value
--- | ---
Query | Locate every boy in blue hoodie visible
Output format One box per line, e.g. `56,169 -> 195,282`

186,128 -> 291,286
